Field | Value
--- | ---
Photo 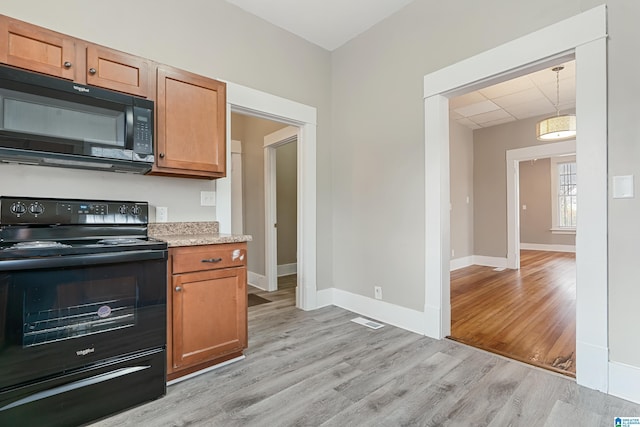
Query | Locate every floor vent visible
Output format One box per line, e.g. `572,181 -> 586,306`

493,267 -> 506,271
351,317 -> 385,330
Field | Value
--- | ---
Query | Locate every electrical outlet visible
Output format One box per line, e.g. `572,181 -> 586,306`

156,206 -> 168,223
374,286 -> 382,300
200,191 -> 216,206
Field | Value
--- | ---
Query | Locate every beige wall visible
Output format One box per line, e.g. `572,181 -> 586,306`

473,114 -> 573,257
276,143 -> 297,266
519,158 -> 575,246
449,121 -> 474,259
230,113 -> 287,275
331,0 -> 640,368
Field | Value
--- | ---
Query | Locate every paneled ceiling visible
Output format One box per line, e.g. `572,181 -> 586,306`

450,60 -> 576,130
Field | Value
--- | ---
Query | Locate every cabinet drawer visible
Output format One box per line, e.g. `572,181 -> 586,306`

172,243 -> 246,274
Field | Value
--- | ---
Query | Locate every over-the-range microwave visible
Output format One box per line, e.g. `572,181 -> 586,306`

0,64 -> 154,174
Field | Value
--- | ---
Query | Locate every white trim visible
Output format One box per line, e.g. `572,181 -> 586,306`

506,140 -> 576,269
221,82 -> 317,311
247,271 -> 268,291
315,288 -> 334,309
520,243 -> 576,253
609,361 -> 640,404
264,126 -> 298,292
424,5 -> 608,392
472,256 -> 508,269
450,256 -> 473,271
166,355 -> 245,386
277,263 -> 297,277
331,288 -> 425,335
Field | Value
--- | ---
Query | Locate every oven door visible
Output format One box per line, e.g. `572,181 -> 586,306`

0,249 -> 167,390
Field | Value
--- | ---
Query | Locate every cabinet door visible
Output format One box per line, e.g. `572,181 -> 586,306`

0,15 -> 76,80
155,65 -> 226,176
172,267 -> 247,369
86,45 -> 150,97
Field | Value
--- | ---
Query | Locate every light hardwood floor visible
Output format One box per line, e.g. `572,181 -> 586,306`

92,270 -> 640,426
450,250 -> 576,377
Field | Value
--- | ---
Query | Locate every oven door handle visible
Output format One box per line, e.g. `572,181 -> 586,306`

0,249 -> 167,271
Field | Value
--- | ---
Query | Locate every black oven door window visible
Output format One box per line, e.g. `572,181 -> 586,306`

23,273 -> 138,347
0,253 -> 166,390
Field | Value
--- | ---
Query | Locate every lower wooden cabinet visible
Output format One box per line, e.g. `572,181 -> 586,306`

167,243 -> 247,381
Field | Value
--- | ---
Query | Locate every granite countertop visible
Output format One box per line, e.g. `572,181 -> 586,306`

148,222 -> 252,247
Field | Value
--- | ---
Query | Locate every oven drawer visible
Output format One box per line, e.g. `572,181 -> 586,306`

172,243 -> 247,274
0,348 -> 166,427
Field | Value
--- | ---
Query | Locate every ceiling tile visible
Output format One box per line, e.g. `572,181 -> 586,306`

449,92 -> 487,110
492,87 -> 547,109
478,75 -> 535,99
479,116 -> 517,127
469,108 -> 513,125
456,118 -> 482,129
454,100 -> 500,118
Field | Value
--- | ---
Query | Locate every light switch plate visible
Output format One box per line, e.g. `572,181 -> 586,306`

613,175 -> 634,199
200,191 -> 216,206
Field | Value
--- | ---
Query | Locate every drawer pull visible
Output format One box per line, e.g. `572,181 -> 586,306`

202,258 -> 223,263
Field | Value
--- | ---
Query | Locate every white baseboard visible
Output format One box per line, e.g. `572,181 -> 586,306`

472,255 -> 508,269
166,355 -> 245,386
247,271 -> 267,290
520,243 -> 576,253
277,263 -> 297,277
450,256 -> 473,271
315,288 -> 334,308
330,288 -> 425,335
609,361 -> 640,404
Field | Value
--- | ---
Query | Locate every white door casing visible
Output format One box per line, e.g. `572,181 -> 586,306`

506,140 -> 576,269
231,140 -> 243,235
219,83 -> 317,310
264,126 -> 298,292
423,5 -> 607,391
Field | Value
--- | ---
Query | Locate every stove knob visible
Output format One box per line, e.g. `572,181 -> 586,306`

28,203 -> 44,215
131,205 -> 141,216
118,205 -> 128,215
10,202 -> 26,215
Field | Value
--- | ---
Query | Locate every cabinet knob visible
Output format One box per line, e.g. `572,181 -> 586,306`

159,153 -> 165,158
175,286 -> 183,292
63,61 -> 72,68
89,68 -> 97,75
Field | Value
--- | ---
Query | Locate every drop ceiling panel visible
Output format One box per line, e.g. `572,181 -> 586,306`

451,60 -> 575,130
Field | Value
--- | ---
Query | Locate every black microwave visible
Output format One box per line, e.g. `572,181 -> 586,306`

0,65 -> 154,174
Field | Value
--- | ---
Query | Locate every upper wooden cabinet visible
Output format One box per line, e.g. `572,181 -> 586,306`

0,15 -> 151,98
153,65 -> 226,179
85,45 -> 150,98
0,15 -> 77,80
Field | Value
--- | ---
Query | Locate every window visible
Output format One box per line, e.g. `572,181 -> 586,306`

551,156 -> 577,232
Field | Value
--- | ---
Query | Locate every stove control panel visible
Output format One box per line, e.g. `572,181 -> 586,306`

0,197 -> 149,225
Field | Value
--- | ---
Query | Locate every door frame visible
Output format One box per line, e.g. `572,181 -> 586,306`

506,140 -> 576,269
423,5 -> 607,391
264,126 -> 298,292
230,139 -> 244,235
217,84 -> 317,310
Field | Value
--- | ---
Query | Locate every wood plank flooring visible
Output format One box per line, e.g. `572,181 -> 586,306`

91,268 -> 640,426
450,250 -> 576,376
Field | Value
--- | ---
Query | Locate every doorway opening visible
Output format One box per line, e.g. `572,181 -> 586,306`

424,6 -> 607,390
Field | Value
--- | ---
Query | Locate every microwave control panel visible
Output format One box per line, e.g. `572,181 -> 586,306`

133,106 -> 153,155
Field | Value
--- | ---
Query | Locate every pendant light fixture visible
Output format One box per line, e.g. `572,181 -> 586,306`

536,66 -> 576,141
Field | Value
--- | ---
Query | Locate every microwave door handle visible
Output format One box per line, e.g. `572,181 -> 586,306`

125,105 -> 134,149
